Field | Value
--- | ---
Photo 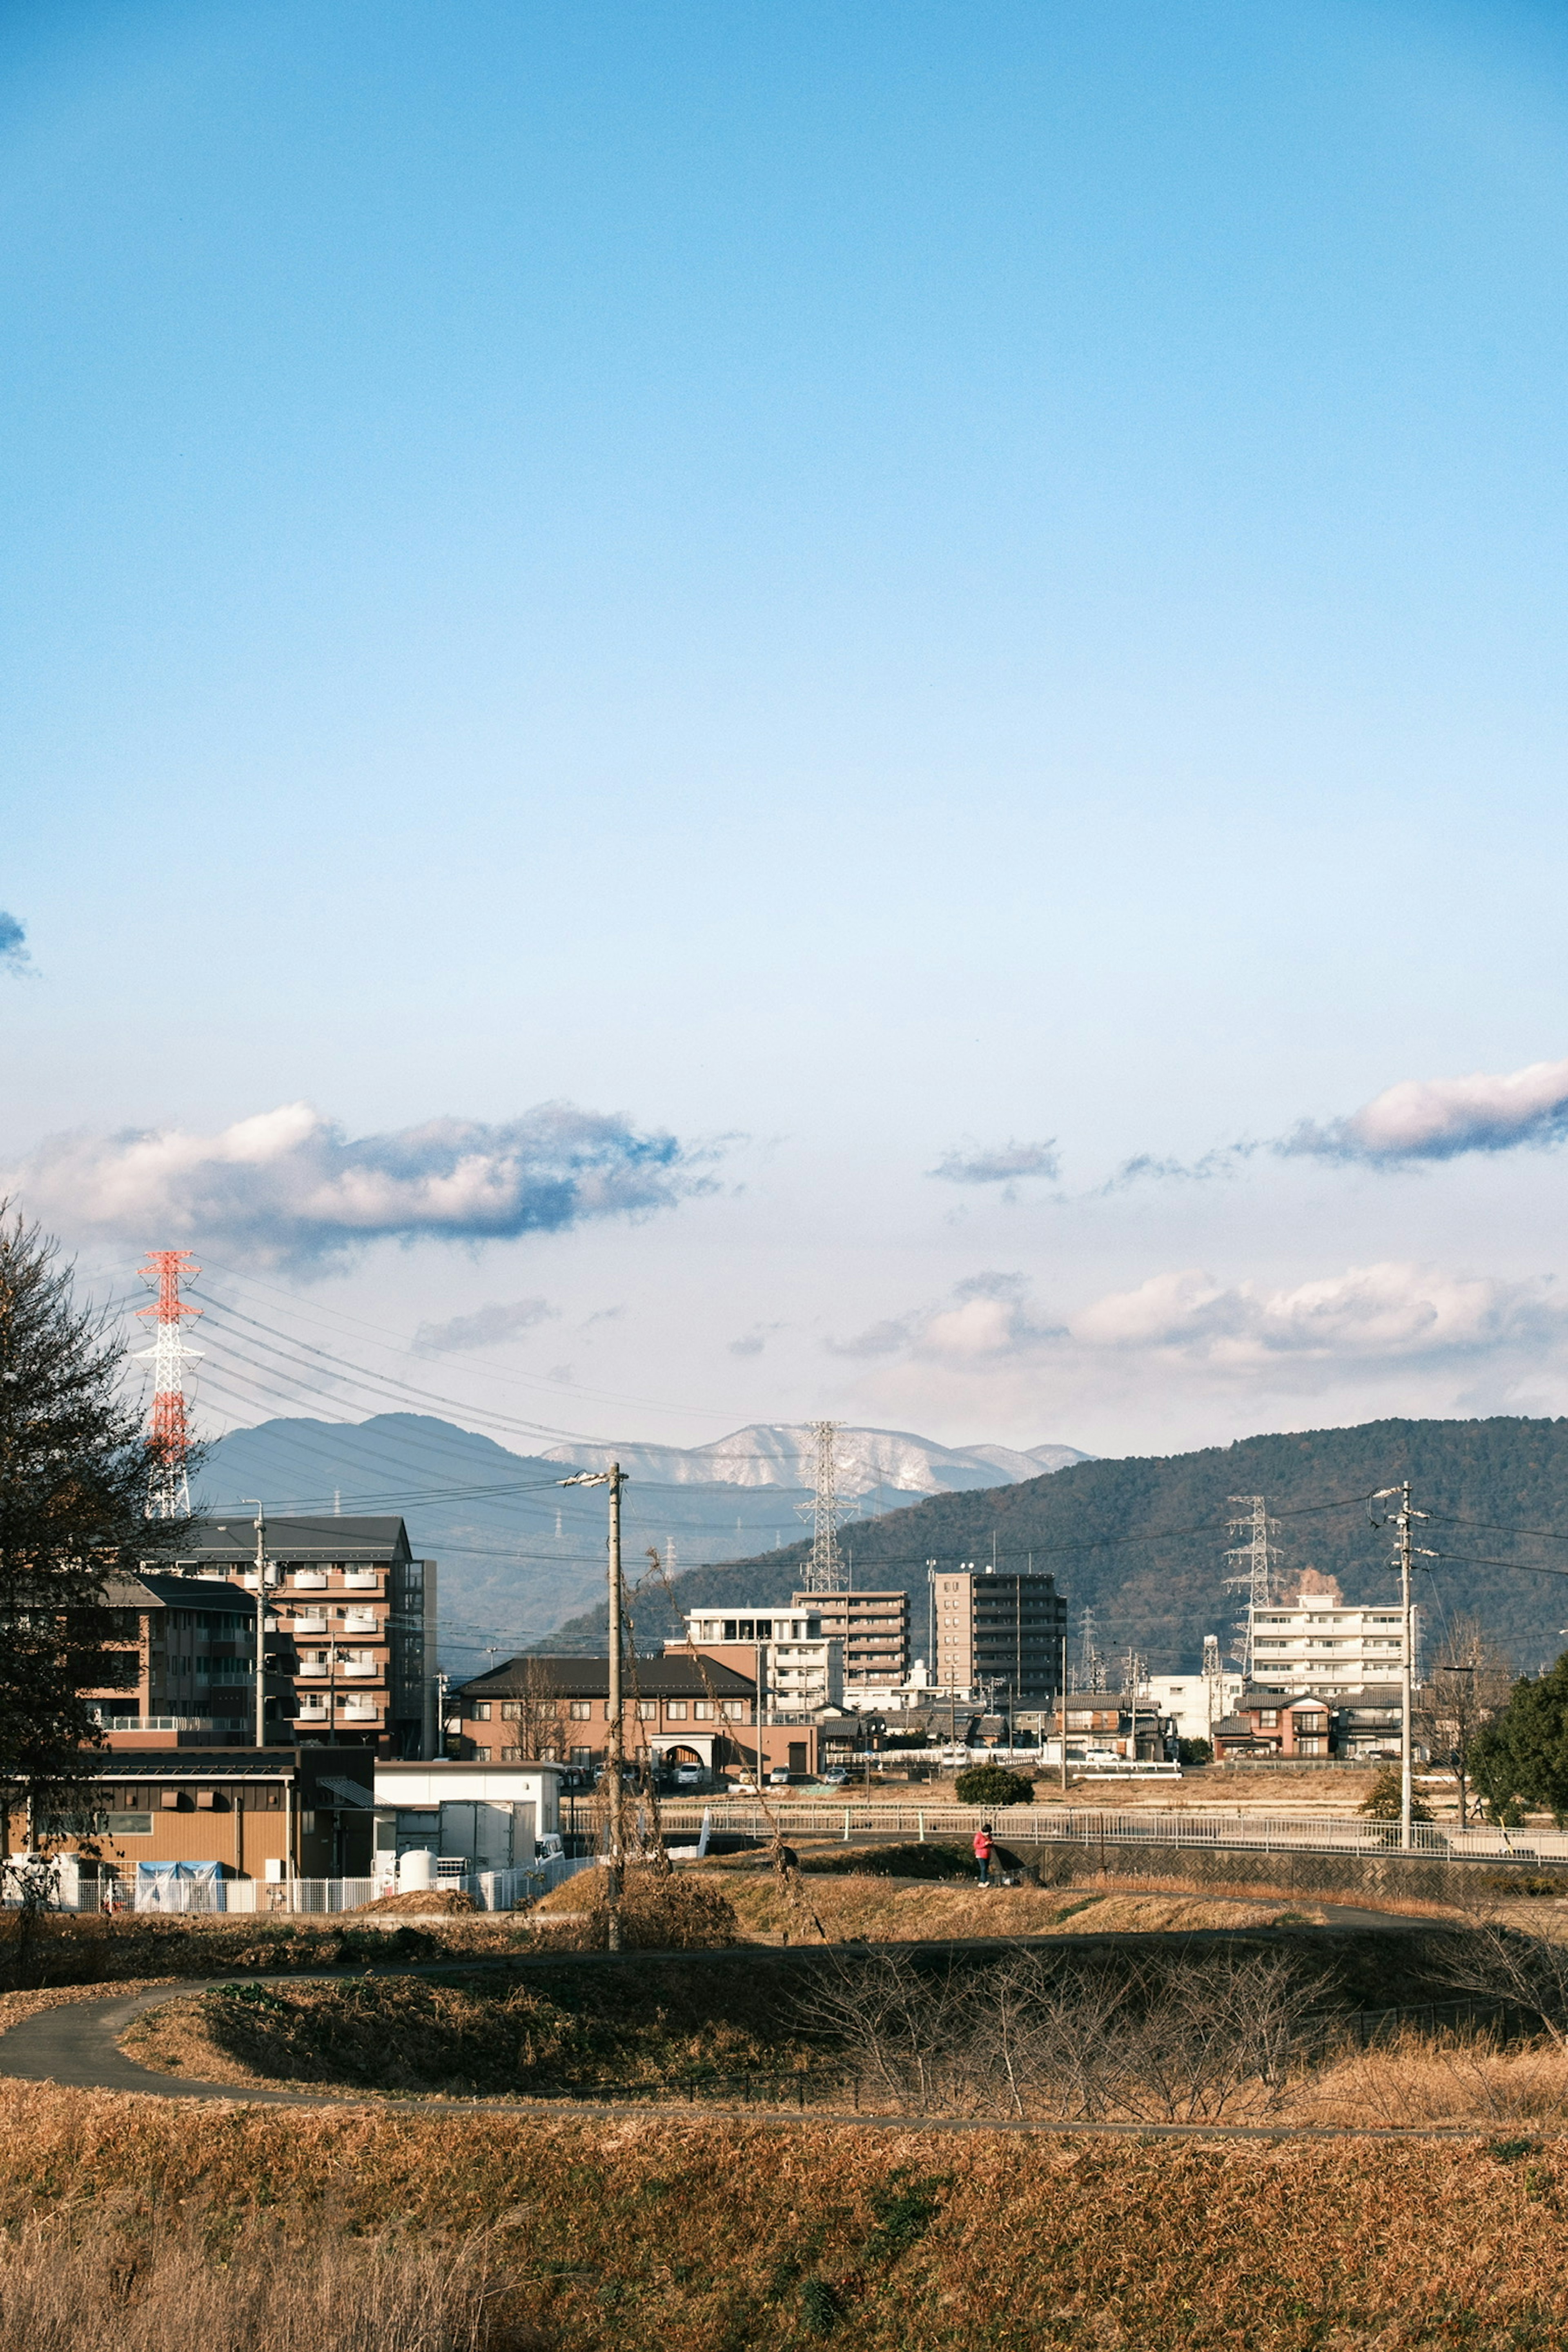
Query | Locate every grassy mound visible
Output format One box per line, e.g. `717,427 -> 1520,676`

354,1888 -> 479,1915
536,1866 -> 740,1951
124,1958 -> 815,2097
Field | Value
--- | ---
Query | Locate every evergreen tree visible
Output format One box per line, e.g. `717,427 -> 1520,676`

0,1212 -> 190,1851
1469,1657 -> 1568,1826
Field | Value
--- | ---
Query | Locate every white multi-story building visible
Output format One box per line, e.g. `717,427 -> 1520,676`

1138,1670 -> 1244,1746
676,1606 -> 844,1715
1247,1594 -> 1416,1697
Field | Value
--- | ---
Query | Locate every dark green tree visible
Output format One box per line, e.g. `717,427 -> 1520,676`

1356,1766 -> 1432,1823
1469,1657 -> 1568,1826
952,1762 -> 1034,1807
0,1212 -> 191,1855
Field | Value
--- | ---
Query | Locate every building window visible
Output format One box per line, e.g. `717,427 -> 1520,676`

472,1702 -> 492,1722
1257,1711 -> 1278,1729
637,1700 -> 656,1720
569,1699 -> 592,1720
570,1746 -> 592,1766
501,1702 -> 521,1720
694,1702 -> 715,1720
721,1700 -> 745,1721
665,1700 -> 688,1720
501,1747 -> 522,1762
473,1747 -> 492,1762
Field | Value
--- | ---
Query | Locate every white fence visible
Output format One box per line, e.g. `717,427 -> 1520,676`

659,1801 -> 1568,1864
4,1850 -> 595,1917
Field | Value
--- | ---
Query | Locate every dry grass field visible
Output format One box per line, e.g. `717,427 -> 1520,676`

719,1872 -> 1316,1943
4,2078 -> 1568,2348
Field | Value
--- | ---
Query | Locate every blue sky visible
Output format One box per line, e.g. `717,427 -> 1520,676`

6,0 -> 1568,1458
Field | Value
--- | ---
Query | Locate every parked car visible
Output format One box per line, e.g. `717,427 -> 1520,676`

727,1779 -> 762,1797
670,1765 -> 704,1788
766,1767 -> 793,1787
820,1767 -> 849,1787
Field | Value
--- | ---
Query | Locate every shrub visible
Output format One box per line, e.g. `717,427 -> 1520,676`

573,1864 -> 741,1950
1358,1766 -> 1432,1822
1178,1737 -> 1212,1766
953,1764 -> 1034,1808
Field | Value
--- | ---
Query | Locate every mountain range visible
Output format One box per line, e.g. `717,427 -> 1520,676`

200,1413 -> 1090,1672
539,1415 -> 1568,1683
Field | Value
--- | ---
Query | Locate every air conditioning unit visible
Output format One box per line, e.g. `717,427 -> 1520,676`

264,1858 -> 285,1883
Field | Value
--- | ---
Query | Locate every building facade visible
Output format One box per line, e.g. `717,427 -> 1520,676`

83,1570 -> 262,1746
1138,1670 -> 1245,1746
793,1590 -> 909,1691
168,1516 -> 438,1756
932,1568 -> 1068,1702
1212,1691 -> 1336,1759
677,1605 -> 843,1713
16,1746 -> 376,1890
1248,1597 -> 1416,1697
451,1653 -> 825,1781
373,1758 -> 563,1879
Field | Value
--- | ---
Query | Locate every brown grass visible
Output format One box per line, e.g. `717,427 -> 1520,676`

530,1866 -> 740,1950
355,1889 -> 480,1915
723,1871 -> 1313,1943
0,1907 -> 532,1992
7,2078 -> 1568,2348
0,2211 -> 529,2351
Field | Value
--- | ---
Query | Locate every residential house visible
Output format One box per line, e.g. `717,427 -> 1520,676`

451,1653 -> 827,1781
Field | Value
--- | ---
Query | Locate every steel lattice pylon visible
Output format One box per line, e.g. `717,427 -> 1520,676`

136,1250 -> 202,1518
797,1419 -> 848,1592
1222,1493 -> 1282,1677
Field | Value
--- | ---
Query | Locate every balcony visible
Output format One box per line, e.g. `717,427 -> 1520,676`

339,1658 -> 379,1679
292,1571 -> 327,1590
343,1568 -> 380,1587
343,1610 -> 379,1633
292,1614 -> 329,1635
339,1699 -> 380,1721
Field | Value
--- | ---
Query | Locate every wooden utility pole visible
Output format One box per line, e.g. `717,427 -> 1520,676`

605,1462 -> 625,1951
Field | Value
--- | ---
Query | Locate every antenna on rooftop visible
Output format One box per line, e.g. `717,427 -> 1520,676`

135,1250 -> 202,1518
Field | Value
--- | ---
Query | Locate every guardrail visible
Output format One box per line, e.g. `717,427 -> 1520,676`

657,1802 -> 1568,1864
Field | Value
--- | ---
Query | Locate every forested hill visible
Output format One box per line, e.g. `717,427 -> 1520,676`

538,1416 -> 1568,1678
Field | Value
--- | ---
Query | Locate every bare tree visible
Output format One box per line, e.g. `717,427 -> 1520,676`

0,1212 -> 190,1859
1418,1616 -> 1514,1825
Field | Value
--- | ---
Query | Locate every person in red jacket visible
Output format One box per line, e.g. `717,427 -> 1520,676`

973,1823 -> 995,1886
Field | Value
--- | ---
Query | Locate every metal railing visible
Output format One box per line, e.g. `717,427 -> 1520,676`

656,1801 -> 1568,1864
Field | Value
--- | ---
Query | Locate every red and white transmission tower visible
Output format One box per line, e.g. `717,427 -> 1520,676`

136,1250 -> 202,1518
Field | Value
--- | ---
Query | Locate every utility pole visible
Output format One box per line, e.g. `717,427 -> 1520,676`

243,1500 -> 268,1749
1060,1633 -> 1068,1794
561,1465 -> 628,1951
1374,1480 -> 1428,1853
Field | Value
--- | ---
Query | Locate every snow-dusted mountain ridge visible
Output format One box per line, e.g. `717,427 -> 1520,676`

538,1424 -> 1092,1494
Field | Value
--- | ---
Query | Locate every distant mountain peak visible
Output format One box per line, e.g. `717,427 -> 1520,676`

537,1423 -> 1094,1494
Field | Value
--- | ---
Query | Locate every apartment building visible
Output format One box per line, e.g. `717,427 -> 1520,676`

678,1606 -> 843,1714
83,1570 -> 262,1747
931,1568 -> 1068,1702
452,1653 -> 825,1780
1247,1595 -> 1417,1697
793,1590 -> 909,1691
169,1515 -> 438,1756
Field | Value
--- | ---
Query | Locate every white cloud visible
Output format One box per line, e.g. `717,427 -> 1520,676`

928,1140 -> 1060,1186
9,1098 -> 708,1269
832,1272 -> 1063,1361
413,1297 -> 557,1353
1070,1261 -> 1559,1365
1285,1055 -> 1568,1163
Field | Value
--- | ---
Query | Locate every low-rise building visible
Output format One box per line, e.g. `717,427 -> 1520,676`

13,1746 -> 376,1893
1035,1696 -> 1172,1764
1212,1691 -> 1334,1760
1138,1670 -> 1245,1747
451,1653 -> 827,1782
372,1758 -> 563,1879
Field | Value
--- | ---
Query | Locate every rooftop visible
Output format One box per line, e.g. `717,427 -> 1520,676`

457,1653 -> 757,1699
